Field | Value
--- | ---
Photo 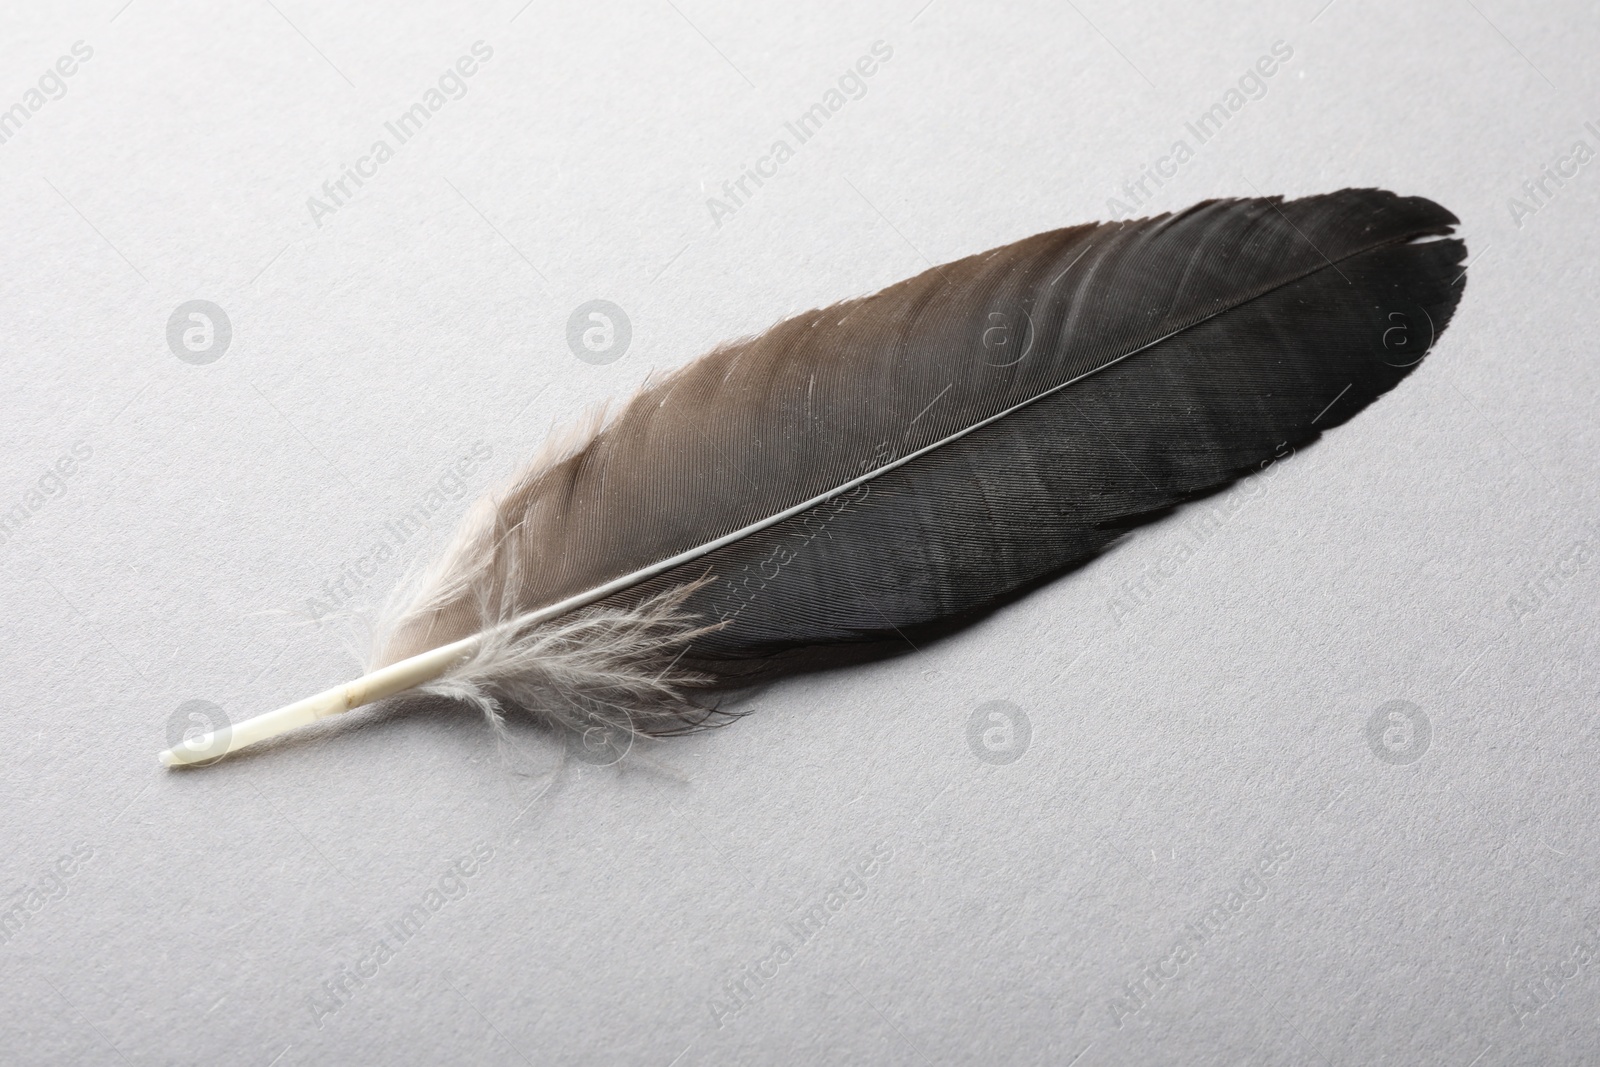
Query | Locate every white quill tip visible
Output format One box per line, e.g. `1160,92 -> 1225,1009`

158,637 -> 479,768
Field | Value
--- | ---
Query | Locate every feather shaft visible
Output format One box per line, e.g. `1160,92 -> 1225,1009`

158,637 -> 477,766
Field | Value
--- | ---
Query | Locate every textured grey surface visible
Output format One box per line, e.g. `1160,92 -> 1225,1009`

2,1 -> 1596,1064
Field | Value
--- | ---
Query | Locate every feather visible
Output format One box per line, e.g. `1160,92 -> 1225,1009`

159,188 -> 1467,766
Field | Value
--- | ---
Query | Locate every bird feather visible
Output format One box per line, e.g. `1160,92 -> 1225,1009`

370,189 -> 1466,740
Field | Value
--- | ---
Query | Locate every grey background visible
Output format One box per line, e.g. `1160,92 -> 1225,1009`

2,0 -> 1596,1063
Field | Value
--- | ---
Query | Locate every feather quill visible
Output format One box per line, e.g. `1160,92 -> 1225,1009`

160,188 -> 1466,766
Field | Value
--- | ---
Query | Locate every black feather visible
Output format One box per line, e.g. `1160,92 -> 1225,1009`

372,188 -> 1464,727
620,191 -> 1466,676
